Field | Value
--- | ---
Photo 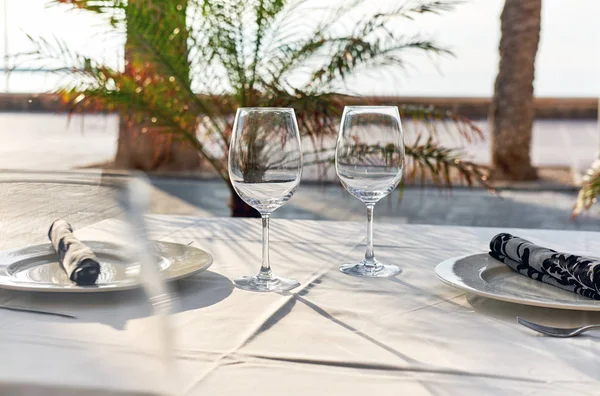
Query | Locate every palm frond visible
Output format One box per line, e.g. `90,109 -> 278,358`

573,159 -> 600,218
308,36 -> 449,91
405,138 -> 492,190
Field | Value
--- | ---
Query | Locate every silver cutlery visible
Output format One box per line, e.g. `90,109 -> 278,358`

0,305 -> 76,319
517,317 -> 600,338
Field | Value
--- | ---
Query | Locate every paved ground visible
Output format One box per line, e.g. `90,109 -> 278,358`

1,112 -> 600,231
1,113 -> 598,172
0,113 -> 118,170
150,178 -> 600,231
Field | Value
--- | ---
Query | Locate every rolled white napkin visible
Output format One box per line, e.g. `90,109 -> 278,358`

48,220 -> 100,285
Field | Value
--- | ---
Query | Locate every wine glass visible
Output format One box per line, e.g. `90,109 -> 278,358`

335,106 -> 405,277
228,108 -> 303,292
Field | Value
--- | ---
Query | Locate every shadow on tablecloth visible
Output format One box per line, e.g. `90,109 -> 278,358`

467,294 -> 600,330
0,270 -> 233,330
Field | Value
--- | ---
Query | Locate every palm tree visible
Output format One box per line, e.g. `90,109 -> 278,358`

116,0 -> 200,172
33,0 -> 491,216
490,0 -> 542,181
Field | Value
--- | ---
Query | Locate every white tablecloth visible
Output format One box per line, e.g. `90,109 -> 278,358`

1,216 -> 599,395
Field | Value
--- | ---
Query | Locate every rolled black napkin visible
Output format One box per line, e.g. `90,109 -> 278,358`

489,233 -> 600,300
48,220 -> 100,286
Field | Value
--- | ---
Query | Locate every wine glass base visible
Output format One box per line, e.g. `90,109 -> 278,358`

234,275 -> 300,292
339,262 -> 401,278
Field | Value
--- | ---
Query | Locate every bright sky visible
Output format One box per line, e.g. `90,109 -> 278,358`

1,0 -> 599,97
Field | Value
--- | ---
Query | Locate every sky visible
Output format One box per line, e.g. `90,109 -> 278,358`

1,0 -> 599,97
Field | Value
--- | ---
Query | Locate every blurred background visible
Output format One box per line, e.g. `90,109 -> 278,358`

1,0 -> 599,229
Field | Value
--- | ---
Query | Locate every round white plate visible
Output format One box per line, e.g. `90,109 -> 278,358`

0,241 -> 213,292
435,253 -> 600,311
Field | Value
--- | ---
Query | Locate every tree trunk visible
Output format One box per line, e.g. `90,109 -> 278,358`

115,0 -> 200,172
115,118 -> 200,172
489,0 -> 541,181
228,184 -> 261,218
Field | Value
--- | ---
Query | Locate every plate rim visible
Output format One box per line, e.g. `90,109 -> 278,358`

435,253 -> 600,311
0,240 -> 213,293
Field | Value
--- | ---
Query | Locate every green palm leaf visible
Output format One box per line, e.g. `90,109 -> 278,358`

31,0 -> 489,193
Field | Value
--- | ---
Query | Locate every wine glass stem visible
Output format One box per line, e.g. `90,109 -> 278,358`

259,214 -> 273,280
364,204 -> 376,266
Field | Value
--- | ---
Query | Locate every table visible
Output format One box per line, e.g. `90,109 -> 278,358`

1,216 -> 599,395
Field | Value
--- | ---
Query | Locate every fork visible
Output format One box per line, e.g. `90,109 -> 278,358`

517,317 -> 600,338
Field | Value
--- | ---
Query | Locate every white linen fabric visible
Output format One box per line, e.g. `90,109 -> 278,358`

0,216 -> 599,395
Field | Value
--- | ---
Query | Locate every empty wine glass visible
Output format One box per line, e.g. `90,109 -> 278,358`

335,106 -> 405,277
228,108 -> 303,292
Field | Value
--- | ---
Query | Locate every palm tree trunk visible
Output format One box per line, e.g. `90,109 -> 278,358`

115,118 -> 200,172
228,184 -> 261,217
490,0 -> 541,181
115,0 -> 200,172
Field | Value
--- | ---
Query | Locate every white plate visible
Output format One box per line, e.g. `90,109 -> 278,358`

435,253 -> 600,311
0,241 -> 213,292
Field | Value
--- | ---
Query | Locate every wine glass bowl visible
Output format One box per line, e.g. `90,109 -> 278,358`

229,108 -> 302,214
228,108 -> 302,292
335,106 -> 405,277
